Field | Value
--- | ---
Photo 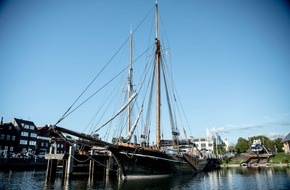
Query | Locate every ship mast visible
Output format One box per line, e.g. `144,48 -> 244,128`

127,31 -> 133,133
155,1 -> 161,149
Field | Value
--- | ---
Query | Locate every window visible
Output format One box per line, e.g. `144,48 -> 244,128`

200,138 -> 206,142
20,140 -> 28,145
10,147 -> 14,152
11,136 -> 16,141
30,133 -> 37,138
201,143 -> 206,148
21,132 -> 29,137
208,143 -> 213,147
0,134 -> 4,140
29,126 -> 34,130
41,142 -> 44,147
29,141 -> 36,146
23,124 -> 29,129
6,135 -> 10,140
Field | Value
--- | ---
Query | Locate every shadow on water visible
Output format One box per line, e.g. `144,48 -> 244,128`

114,174 -> 197,190
41,173 -> 198,190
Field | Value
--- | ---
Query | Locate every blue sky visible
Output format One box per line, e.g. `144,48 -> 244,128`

0,0 -> 289,144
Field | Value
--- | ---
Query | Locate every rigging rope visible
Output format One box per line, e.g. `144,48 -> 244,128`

161,60 -> 177,136
55,5 -> 155,126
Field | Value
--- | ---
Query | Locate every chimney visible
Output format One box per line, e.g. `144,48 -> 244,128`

0,117 -> 3,125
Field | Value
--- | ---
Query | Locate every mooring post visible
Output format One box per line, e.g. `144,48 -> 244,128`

65,144 -> 75,179
105,155 -> 112,183
89,149 -> 95,181
106,156 -> 111,178
45,142 -> 57,183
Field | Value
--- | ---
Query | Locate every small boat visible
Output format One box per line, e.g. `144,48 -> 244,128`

250,139 -> 264,153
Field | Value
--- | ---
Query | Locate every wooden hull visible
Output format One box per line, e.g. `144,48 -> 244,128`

107,144 -> 198,178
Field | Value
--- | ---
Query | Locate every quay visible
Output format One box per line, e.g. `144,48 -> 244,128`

0,157 -> 47,170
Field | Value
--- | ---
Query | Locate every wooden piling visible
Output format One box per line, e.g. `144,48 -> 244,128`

46,159 -> 57,183
65,145 -> 75,180
89,159 -> 95,180
45,142 -> 66,183
45,143 -> 57,183
88,150 -> 95,181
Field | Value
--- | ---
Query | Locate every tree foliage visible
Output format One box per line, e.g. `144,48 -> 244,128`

272,138 -> 283,152
212,141 -> 226,154
235,135 -> 284,154
235,137 -> 250,153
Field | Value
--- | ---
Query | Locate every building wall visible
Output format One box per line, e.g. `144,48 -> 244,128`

190,137 -> 214,153
0,123 -> 19,157
12,118 -> 40,155
284,141 -> 290,153
0,118 -> 66,158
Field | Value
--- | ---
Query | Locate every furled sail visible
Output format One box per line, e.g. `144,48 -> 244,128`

95,92 -> 137,133
123,105 -> 143,142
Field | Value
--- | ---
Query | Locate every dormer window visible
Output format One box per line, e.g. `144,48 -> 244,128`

23,124 -> 29,129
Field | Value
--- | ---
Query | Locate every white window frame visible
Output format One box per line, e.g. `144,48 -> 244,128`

30,133 -> 37,138
29,141 -> 36,146
20,140 -> 28,145
21,132 -> 29,137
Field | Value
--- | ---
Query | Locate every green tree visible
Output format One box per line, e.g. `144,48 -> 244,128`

270,138 -> 283,153
235,137 -> 250,153
249,135 -> 271,148
249,135 -> 283,153
212,139 -> 226,154
228,145 -> 235,153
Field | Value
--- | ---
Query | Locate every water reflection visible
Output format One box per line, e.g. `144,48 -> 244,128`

202,167 -> 290,190
1,167 -> 290,190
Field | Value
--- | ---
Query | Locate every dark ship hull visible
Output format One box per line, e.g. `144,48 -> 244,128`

107,144 -> 199,178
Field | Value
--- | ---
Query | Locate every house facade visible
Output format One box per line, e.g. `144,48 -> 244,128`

282,132 -> 290,153
37,125 -> 66,154
0,118 -> 66,158
189,136 -> 214,152
11,118 -> 40,155
0,123 -> 19,157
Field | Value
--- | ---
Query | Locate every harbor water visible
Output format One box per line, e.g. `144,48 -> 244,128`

1,167 -> 290,190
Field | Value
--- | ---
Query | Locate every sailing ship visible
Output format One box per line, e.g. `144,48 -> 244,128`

50,1 -> 205,179
103,2 -> 203,178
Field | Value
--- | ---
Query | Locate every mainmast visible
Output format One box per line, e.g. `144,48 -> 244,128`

155,1 -> 161,149
127,31 -> 133,133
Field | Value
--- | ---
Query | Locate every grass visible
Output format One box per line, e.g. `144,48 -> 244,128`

269,153 -> 290,164
221,152 -> 290,165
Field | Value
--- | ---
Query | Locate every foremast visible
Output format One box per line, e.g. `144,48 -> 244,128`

155,1 -> 161,149
127,31 -> 133,134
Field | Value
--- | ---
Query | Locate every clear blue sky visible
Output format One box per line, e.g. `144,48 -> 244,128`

1,0 -> 289,144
